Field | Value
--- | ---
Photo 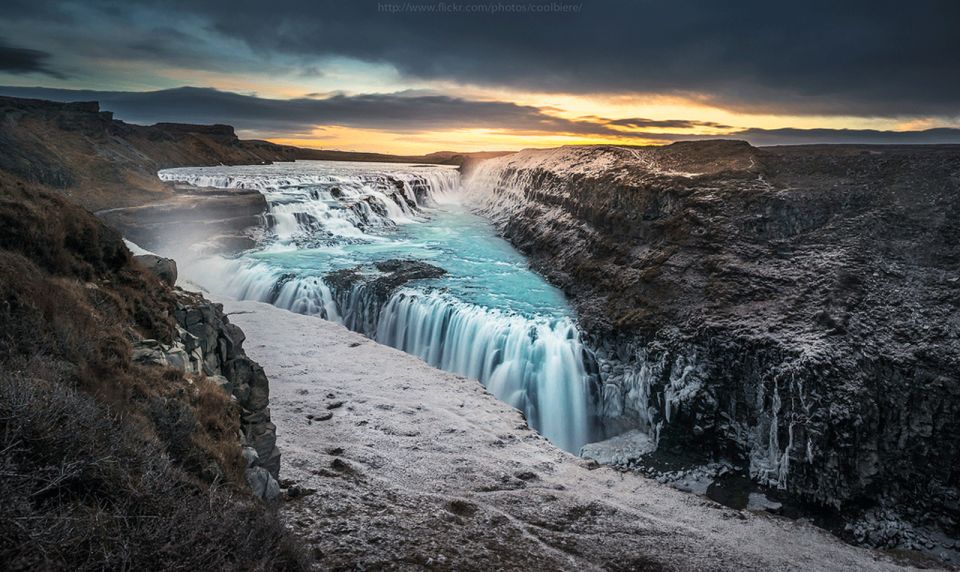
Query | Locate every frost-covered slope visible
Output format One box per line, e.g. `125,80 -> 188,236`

227,298 -> 928,571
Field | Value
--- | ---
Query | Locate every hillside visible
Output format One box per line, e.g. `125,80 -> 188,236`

0,105 -> 304,569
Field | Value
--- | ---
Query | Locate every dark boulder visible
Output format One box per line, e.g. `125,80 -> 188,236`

134,254 -> 178,286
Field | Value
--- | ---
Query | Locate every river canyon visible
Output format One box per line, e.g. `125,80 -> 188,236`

156,161 -> 598,453
151,147 -> 959,564
3,96 -> 958,570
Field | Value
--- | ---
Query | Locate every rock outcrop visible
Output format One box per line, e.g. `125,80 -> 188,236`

465,142 -> 960,549
134,253 -> 178,286
173,293 -> 280,479
131,263 -> 281,499
323,259 -> 447,335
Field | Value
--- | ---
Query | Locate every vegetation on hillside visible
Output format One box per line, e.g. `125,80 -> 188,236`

0,179 -> 306,570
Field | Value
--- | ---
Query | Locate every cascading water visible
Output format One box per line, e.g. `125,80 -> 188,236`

160,160 -> 597,452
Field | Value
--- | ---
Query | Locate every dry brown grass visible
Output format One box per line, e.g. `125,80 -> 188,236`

0,180 -> 307,570
0,180 -> 175,338
0,372 -> 308,572
193,376 -> 246,484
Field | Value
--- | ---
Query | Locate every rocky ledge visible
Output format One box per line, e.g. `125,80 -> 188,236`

134,254 -> 281,499
464,141 -> 960,559
323,259 -> 447,334
102,189 -> 269,256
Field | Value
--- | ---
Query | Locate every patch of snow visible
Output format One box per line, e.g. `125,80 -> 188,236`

123,238 -> 154,256
579,429 -> 656,465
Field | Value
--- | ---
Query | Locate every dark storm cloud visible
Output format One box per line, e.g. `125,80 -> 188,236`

0,40 -> 63,78
715,127 -> 960,146
59,0 -> 959,117
0,0 -> 67,22
3,1 -> 958,116
3,85 -> 959,145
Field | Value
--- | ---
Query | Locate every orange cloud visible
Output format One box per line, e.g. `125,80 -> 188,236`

265,125 -> 668,154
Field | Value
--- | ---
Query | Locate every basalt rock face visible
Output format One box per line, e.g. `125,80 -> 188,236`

324,260 -> 447,335
173,293 -> 282,492
131,277 -> 282,495
465,142 -> 960,536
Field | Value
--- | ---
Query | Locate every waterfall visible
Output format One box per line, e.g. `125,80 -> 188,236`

182,257 -> 596,451
376,290 -> 591,451
161,160 -> 597,453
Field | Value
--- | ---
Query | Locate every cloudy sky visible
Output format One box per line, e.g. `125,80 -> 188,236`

1,0 -> 958,153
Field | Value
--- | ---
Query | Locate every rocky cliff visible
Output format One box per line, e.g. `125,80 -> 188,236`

465,141 -> 960,551
133,282 -> 282,499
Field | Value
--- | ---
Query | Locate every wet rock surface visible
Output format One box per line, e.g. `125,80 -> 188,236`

465,141 -> 960,561
324,259 -> 446,334
325,259 -> 447,296
101,189 -> 269,256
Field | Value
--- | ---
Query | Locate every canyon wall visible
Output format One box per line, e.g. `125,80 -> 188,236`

465,142 -> 960,537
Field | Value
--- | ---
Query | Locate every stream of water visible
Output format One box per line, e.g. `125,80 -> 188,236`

159,160 -> 597,452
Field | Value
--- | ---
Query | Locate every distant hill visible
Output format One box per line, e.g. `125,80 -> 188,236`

0,95 -> 509,211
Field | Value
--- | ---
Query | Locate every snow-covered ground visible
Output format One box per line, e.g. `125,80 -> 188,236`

224,299 -> 934,571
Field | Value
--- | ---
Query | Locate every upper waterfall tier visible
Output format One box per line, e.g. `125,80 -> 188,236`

159,160 -> 460,196
160,160 -> 461,243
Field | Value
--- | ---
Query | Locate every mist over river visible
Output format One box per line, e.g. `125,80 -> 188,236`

159,160 -> 598,452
